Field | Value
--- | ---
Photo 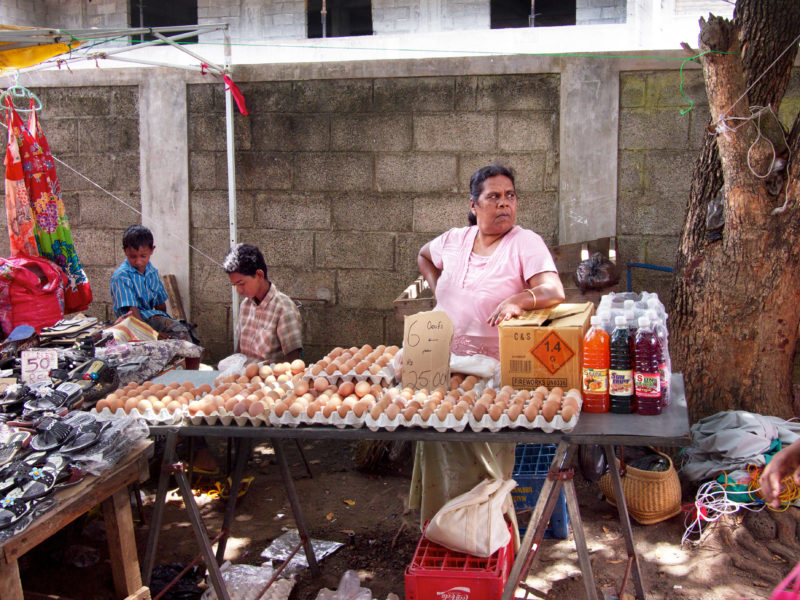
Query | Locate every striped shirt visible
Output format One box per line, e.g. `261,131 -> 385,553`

110,260 -> 170,319
236,283 -> 302,364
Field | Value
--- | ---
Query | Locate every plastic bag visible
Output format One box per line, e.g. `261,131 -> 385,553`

314,570 -> 379,600
574,251 -> 619,291
0,254 -> 66,334
201,561 -> 294,600
217,353 -> 248,381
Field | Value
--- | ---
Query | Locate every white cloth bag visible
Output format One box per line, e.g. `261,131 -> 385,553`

424,477 -> 517,557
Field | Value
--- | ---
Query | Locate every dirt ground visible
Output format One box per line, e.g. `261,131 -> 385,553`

15,438 -> 797,600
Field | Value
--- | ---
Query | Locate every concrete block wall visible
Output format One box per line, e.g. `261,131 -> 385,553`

199,0 -> 307,41
617,68 -> 708,302
0,0 -> 48,27
0,86 -> 141,324
187,72 -> 560,361
576,0 -> 626,25
43,0 -> 128,29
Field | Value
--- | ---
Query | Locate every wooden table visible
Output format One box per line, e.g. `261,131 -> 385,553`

0,440 -> 152,600
147,372 -> 690,600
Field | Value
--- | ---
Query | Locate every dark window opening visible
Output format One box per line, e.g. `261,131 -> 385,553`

308,0 -> 373,38
532,0 -> 576,27
491,0 -> 576,28
130,0 -> 199,43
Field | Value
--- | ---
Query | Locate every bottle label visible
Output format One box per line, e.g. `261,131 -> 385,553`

659,363 -> 670,389
609,369 -> 633,396
634,372 -> 661,397
582,367 -> 608,393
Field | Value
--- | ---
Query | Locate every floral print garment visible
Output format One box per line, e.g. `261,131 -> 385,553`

4,98 -> 92,312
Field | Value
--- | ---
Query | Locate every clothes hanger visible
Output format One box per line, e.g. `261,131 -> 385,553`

0,74 -> 43,113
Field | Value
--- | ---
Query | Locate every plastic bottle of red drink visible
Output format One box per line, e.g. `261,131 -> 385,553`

634,316 -> 662,415
609,315 -> 635,414
646,308 -> 671,407
582,315 -> 610,413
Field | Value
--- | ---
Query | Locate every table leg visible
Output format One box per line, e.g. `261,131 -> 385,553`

103,486 -> 143,597
142,429 -> 179,586
173,464 -> 231,600
216,437 -> 251,564
564,477 -> 599,600
273,438 -> 319,575
602,445 -> 647,600
502,441 -> 571,600
0,556 -> 23,600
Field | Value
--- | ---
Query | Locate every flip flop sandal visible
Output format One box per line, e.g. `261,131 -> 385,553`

30,417 -> 75,452
54,464 -> 86,489
15,455 -> 67,501
220,475 -> 255,500
60,419 -> 107,454
0,451 -> 48,494
0,431 -> 31,467
0,492 -> 31,530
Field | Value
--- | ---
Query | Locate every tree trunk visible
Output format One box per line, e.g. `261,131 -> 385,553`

669,0 -> 800,423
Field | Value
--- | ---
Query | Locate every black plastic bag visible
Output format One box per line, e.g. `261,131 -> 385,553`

574,252 -> 619,291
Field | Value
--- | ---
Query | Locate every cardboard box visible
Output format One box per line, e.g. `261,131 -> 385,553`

498,302 -> 594,390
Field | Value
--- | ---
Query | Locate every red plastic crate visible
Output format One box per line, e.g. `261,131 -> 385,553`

405,522 -> 515,600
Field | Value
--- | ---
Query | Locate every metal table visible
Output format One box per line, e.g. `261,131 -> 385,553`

145,372 -> 690,600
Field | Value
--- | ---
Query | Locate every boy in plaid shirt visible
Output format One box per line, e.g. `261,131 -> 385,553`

223,243 -> 302,363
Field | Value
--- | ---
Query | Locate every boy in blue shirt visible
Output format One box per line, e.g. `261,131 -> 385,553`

110,225 -> 196,342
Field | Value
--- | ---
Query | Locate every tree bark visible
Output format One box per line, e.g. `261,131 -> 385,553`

669,0 -> 800,423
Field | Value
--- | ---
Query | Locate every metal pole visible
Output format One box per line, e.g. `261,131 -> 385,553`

321,0 -> 328,38
223,26 -> 239,350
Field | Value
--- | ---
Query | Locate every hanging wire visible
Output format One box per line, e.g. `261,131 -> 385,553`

52,156 -> 225,269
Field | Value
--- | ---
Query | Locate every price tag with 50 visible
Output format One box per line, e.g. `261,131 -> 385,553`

21,349 -> 58,385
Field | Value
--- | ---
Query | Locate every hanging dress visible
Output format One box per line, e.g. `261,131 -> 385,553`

3,99 -> 38,257
4,97 -> 92,312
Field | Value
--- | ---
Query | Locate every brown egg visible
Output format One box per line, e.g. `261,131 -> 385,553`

472,403 -> 487,419
152,400 -> 166,413
460,379 -> 475,391
456,400 -> 471,414
96,398 -> 111,411
354,361 -> 369,375
353,401 -> 369,418
259,364 -> 273,378
273,401 -> 288,417
273,363 -> 289,376
524,403 -> 538,421
223,397 -> 238,412
249,401 -> 267,416
565,388 -> 582,401
542,401 -> 559,422
369,403 -> 384,420
310,363 -> 324,376
354,380 -> 371,398
325,362 -> 339,375
336,381 -> 353,397
385,403 -> 400,420
420,406 -> 434,420
562,396 -> 579,411
312,377 -> 328,393
507,404 -> 522,421
166,400 -> 182,413
245,363 -> 259,379
321,403 -> 336,418
232,401 -> 248,416
196,383 -> 212,394
561,405 -> 577,422
488,404 -> 503,420
453,404 -> 467,420
124,397 -> 140,413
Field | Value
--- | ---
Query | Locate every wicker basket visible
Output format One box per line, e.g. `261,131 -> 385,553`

598,450 -> 681,525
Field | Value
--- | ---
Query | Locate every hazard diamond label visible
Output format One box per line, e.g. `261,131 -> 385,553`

531,331 -> 575,375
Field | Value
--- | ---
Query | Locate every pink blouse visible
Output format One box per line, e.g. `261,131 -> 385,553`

429,225 -> 557,358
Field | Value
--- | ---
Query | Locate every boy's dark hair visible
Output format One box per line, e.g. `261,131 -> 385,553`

223,243 -> 268,279
122,225 -> 154,249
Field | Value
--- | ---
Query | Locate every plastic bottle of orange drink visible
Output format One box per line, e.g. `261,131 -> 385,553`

582,315 -> 610,412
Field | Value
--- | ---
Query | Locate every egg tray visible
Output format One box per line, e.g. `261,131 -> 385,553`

186,409 -> 270,427
269,409 -> 367,429
301,367 -> 396,387
91,406 -> 185,425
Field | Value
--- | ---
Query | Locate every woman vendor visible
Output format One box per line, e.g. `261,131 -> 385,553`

409,163 -> 565,529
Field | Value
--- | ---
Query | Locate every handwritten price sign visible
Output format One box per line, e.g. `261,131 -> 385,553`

21,349 -> 58,385
402,310 -> 453,390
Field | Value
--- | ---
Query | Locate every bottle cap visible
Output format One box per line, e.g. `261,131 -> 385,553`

590,315 -> 601,326
646,309 -> 659,322
638,316 -> 650,328
624,300 -> 635,310
615,315 -> 627,326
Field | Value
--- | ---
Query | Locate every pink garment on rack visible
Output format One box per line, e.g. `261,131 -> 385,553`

3,102 -> 38,256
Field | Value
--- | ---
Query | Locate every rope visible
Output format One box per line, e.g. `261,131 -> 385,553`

52,156 -> 225,268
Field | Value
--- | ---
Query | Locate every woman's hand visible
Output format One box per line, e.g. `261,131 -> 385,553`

487,292 -> 528,327
761,440 -> 800,508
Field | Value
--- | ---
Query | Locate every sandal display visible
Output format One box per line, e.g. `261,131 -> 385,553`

0,430 -> 30,466
0,491 -> 31,530
30,417 -> 75,452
